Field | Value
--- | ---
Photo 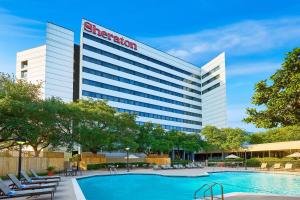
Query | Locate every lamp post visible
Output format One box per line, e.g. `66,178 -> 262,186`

125,147 -> 130,172
244,149 -> 247,170
16,137 -> 26,180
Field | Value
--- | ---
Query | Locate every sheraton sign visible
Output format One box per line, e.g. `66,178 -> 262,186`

84,21 -> 137,51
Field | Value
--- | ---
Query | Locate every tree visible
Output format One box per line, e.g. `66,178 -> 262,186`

0,73 -> 71,156
72,99 -> 116,153
249,125 -> 300,144
151,125 -> 172,155
72,99 -> 138,153
201,125 -> 248,158
244,48 -> 300,128
167,130 -> 186,159
136,122 -> 155,154
182,133 -> 204,160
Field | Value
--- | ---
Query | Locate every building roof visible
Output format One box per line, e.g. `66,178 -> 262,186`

246,140 -> 300,152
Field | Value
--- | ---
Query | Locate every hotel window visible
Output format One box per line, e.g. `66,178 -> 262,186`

21,61 -> 28,69
21,70 -> 28,78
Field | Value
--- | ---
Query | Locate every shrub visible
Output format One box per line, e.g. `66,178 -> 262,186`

171,160 -> 189,166
87,162 -> 149,170
246,158 -> 261,167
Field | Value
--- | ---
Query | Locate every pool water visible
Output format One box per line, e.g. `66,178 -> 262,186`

77,172 -> 300,200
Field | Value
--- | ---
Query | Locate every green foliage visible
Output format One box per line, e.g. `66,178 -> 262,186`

171,160 -> 189,166
87,162 -> 149,170
245,157 -> 300,168
71,99 -> 138,153
201,125 -> 248,152
249,125 -> 300,144
244,48 -> 300,128
0,74 -> 71,156
137,123 -> 204,155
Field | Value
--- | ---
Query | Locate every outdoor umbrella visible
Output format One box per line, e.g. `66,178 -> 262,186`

124,154 -> 139,159
286,152 -> 300,158
225,154 -> 240,159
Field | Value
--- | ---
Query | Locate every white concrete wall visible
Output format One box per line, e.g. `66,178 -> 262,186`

45,23 -> 74,102
80,19 -> 202,133
16,45 -> 46,99
201,52 -> 227,128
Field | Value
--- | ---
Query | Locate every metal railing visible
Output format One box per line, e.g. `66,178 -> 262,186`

194,182 -> 224,200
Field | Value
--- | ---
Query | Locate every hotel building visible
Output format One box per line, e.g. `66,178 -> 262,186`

16,19 -> 227,133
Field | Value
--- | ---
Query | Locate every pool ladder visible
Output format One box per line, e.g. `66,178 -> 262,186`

194,182 -> 224,200
109,167 -> 118,174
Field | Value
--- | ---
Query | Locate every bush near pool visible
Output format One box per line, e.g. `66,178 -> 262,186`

87,162 -> 150,170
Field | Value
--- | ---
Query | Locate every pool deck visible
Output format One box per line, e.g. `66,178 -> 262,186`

3,167 -> 300,200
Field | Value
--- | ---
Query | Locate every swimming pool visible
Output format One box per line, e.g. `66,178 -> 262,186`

77,172 -> 300,200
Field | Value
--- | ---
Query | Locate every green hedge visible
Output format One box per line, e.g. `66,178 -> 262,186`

208,158 -> 244,162
87,162 -> 149,170
171,160 -> 189,166
246,157 -> 300,168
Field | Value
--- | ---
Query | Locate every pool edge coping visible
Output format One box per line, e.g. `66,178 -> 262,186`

72,171 -> 300,200
72,178 -> 87,200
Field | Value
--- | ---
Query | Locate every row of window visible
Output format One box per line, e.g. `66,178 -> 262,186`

82,77 -> 202,112
113,107 -> 201,125
202,83 -> 221,95
202,74 -> 220,87
82,90 -> 201,119
82,78 -> 202,113
82,67 -> 202,106
83,33 -> 202,80
83,44 -> 201,94
83,43 -> 202,88
202,66 -> 220,79
136,121 -> 201,133
83,56 -> 202,103
83,77 -> 201,113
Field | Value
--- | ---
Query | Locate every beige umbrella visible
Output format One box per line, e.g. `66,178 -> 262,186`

225,154 -> 240,159
124,154 -> 139,159
286,152 -> 300,158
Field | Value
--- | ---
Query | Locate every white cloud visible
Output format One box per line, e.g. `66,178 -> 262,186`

146,16 -> 300,62
0,8 -> 44,39
227,104 -> 265,132
227,61 -> 281,77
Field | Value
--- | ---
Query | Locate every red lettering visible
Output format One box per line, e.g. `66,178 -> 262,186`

107,33 -> 113,40
131,43 -> 137,50
102,31 -> 107,38
114,36 -> 120,43
92,25 -> 101,37
120,37 -> 124,45
84,21 -> 137,50
84,22 -> 92,32
124,40 -> 130,47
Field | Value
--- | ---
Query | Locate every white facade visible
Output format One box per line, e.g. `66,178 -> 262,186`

16,19 -> 227,133
201,53 -> 227,128
16,23 -> 74,102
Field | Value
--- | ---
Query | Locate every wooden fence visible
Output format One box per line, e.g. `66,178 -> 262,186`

0,156 -> 65,176
145,157 -> 171,165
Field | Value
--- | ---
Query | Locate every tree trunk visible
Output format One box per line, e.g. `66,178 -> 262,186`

222,151 -> 224,160
33,147 -> 40,157
183,151 -> 185,160
172,149 -> 175,160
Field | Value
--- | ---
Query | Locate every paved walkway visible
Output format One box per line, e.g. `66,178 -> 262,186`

3,168 -> 300,200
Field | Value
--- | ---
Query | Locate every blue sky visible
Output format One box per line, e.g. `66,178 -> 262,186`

1,0 -> 300,132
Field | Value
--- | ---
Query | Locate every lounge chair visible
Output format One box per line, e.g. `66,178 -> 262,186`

0,178 -> 55,200
258,163 -> 268,170
21,171 -> 59,185
7,174 -> 57,191
161,165 -> 172,169
153,165 -> 161,170
284,163 -> 293,171
273,163 -> 281,170
30,169 -> 61,181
